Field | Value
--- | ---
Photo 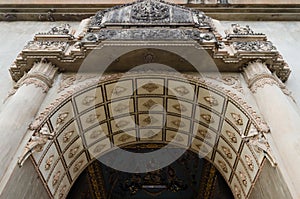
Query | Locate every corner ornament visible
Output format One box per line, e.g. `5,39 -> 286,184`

18,126 -> 54,167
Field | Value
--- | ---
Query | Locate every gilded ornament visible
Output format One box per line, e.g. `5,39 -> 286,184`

63,130 -> 74,143
204,96 -> 219,106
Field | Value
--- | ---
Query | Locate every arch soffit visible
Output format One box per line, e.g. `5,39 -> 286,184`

28,72 -> 269,199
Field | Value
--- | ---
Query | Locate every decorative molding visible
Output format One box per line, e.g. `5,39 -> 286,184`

233,41 -> 276,52
225,23 -> 263,36
18,126 -> 54,167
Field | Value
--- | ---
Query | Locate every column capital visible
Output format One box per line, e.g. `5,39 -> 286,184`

243,60 -> 281,93
16,59 -> 58,93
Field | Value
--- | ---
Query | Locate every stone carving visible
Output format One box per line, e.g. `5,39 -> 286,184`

86,114 -> 101,124
90,11 -> 105,26
56,112 -> 69,128
231,113 -> 243,126
93,144 -> 107,153
116,120 -> 130,128
24,41 -> 67,51
239,171 -> 247,187
174,86 -> 189,96
82,96 -> 97,106
73,160 -> 84,173
18,126 -> 54,167
52,170 -> 61,187
172,104 -> 187,113
142,82 -> 159,92
242,131 -> 277,167
58,185 -> 67,199
38,24 -> 72,35
143,99 -> 158,109
197,129 -> 212,139
225,130 -> 237,143
245,154 -> 254,171
118,134 -> 132,142
131,0 -> 170,22
233,41 -> 276,52
201,114 -> 214,124
68,145 -> 80,159
217,160 -> 228,173
90,130 -> 104,139
113,103 -> 129,113
63,130 -> 74,143
44,154 -> 55,171
171,119 -> 185,128
112,86 -> 127,96
204,96 -> 219,106
221,146 -> 233,159
225,24 -> 261,35
234,184 -> 242,199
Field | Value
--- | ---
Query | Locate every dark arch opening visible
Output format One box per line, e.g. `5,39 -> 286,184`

67,146 -> 234,199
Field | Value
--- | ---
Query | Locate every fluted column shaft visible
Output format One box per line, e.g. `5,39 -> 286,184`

244,60 -> 300,198
0,60 -> 57,193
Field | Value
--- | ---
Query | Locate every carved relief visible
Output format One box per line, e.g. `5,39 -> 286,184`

171,119 -> 185,128
174,86 -> 189,96
56,112 -> 69,128
24,41 -> 67,51
82,96 -> 97,106
233,41 -> 276,52
172,104 -> 187,113
93,144 -> 107,154
73,160 -> 84,173
18,126 -> 54,167
204,96 -> 218,106
234,184 -> 242,199
141,82 -> 159,92
131,1 -> 169,22
38,24 -> 72,35
63,130 -> 74,143
58,185 -> 67,199
225,24 -> 261,36
197,129 -> 212,139
44,154 -> 54,171
201,114 -> 214,124
217,160 -> 228,173
226,130 -> 237,143
143,99 -> 158,109
68,145 -> 80,159
86,114 -> 101,124
239,171 -> 247,187
245,154 -> 254,171
112,86 -> 127,96
231,113 -> 243,126
52,170 -> 61,187
90,130 -> 104,139
221,146 -> 233,159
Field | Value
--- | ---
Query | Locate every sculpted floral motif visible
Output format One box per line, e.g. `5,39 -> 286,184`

239,171 -> 247,187
233,41 -> 276,52
197,129 -> 212,139
63,130 -> 74,143
52,170 -> 61,187
143,99 -> 158,110
174,86 -> 189,96
245,154 -> 254,171
204,96 -> 218,106
24,41 -> 67,51
201,114 -> 214,124
93,144 -> 107,153
226,130 -> 237,143
44,154 -> 54,171
131,1 -> 169,21
171,119 -> 185,128
38,24 -> 72,35
217,160 -> 228,173
82,96 -> 97,106
234,184 -> 242,199
68,145 -> 80,158
225,23 -> 261,36
73,160 -> 84,173
231,113 -> 243,126
141,82 -> 159,93
221,146 -> 233,159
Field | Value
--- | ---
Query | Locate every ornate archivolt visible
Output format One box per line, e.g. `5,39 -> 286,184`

18,72 -> 275,199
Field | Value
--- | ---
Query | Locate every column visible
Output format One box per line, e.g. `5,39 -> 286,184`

0,59 -> 57,193
243,60 -> 300,198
